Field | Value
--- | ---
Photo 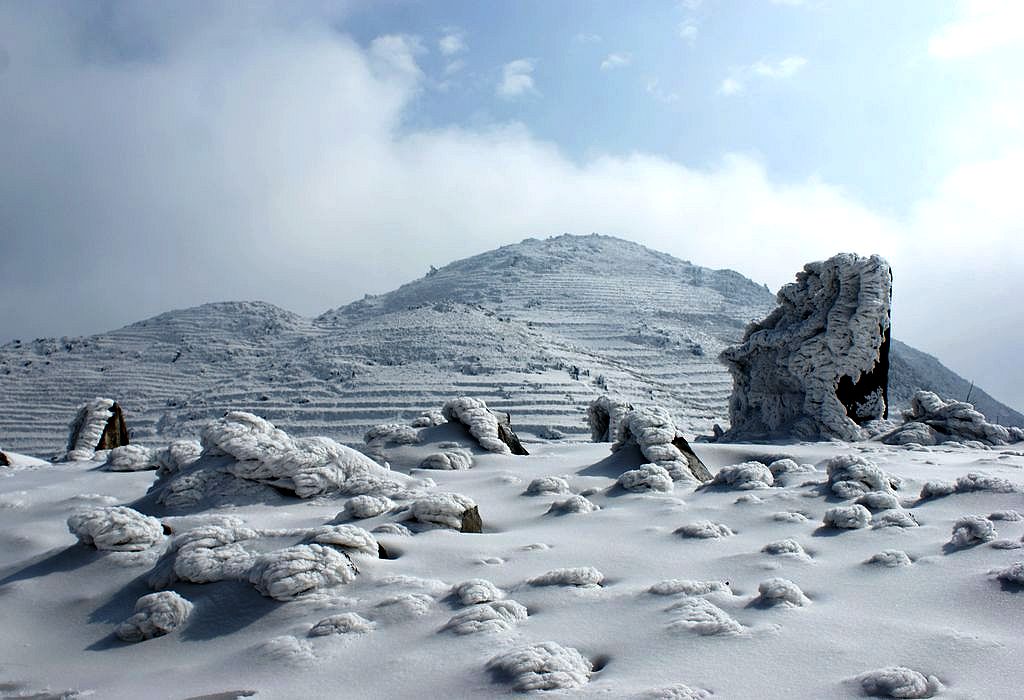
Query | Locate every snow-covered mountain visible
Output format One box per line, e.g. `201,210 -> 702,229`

1,234 -> 1019,457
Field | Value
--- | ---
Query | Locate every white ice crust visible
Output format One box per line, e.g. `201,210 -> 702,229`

116,591 -> 193,642
63,397 -> 116,461
67,506 -> 164,551
486,641 -> 592,691
587,395 -> 633,442
882,391 -> 1024,447
442,397 -> 510,454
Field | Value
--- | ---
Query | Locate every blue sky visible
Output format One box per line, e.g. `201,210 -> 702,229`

1,0 -> 1022,408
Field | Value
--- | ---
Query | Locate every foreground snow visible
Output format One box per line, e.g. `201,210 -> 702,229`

2,435 -> 1024,698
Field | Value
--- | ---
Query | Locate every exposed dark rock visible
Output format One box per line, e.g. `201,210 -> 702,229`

98,402 -> 130,450
0,450 -> 9,467
495,413 -> 529,456
672,435 -> 713,482
460,506 -> 483,533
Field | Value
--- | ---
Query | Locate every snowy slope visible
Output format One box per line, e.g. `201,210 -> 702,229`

1,235 -> 1020,458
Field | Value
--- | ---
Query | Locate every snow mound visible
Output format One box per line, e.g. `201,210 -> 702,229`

774,511 -> 810,523
756,577 -> 810,607
720,253 -> 892,441
441,397 -> 511,454
453,579 -> 505,605
633,683 -> 711,699
768,459 -> 816,477
666,597 -> 745,636
948,516 -> 996,548
613,406 -> 711,483
762,538 -> 809,557
375,593 -> 435,621
858,491 -> 902,512
526,476 -> 571,495
309,524 -> 379,556
826,455 -> 900,499
410,492 -> 478,531
711,461 -> 774,490
649,579 -> 731,596
364,423 -> 420,446
341,495 -> 394,520
256,635 -> 317,666
529,566 -> 604,587
872,510 -> 919,529
881,390 -> 1024,446
920,472 -> 1017,500
618,464 -> 674,492
857,666 -> 941,698
62,397 -> 122,461
248,544 -> 357,601
675,520 -> 734,539
823,505 -> 872,529
411,410 -> 447,428
995,562 -> 1024,585
486,641 -> 592,691
587,395 -> 634,442
990,509 -> 1022,521
372,522 -> 413,537
418,448 -> 473,471
67,506 -> 164,551
308,612 -> 375,636
443,599 -> 528,635
115,591 -> 193,642
546,495 -> 600,515
865,550 -> 913,567
103,445 -> 157,472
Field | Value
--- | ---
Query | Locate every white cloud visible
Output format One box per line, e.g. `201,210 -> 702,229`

439,31 -> 466,56
574,32 -> 602,44
646,78 -> 680,104
370,34 -> 425,84
497,59 -> 536,98
600,52 -> 632,71
929,0 -> 1024,59
720,56 -> 806,96
679,22 -> 698,44
718,77 -> 744,96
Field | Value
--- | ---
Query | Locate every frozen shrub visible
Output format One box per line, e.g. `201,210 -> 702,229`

666,597 -> 744,636
857,666 -> 941,698
410,492 -> 478,530
443,600 -> 528,635
547,495 -> 600,515
823,505 -> 872,529
116,591 -> 193,642
756,578 -> 810,607
341,495 -> 394,519
865,550 -> 913,568
486,641 -> 592,691
618,464 -> 674,492
68,506 -> 164,552
418,449 -> 473,471
948,516 -> 996,548
826,455 -> 899,498
526,476 -> 571,495
103,445 -> 157,472
649,579 -> 731,596
857,491 -> 902,512
529,567 -> 604,587
872,510 -> 919,529
248,544 -> 357,601
712,462 -> 774,490
675,520 -> 734,539
308,613 -> 375,637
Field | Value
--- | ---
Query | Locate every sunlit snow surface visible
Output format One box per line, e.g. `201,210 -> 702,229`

2,434 -> 1024,698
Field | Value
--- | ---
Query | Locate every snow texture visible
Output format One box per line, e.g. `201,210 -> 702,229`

103,445 -> 157,472
410,410 -> 447,428
341,495 -> 394,519
857,491 -> 902,512
995,562 -> 1024,586
309,524 -> 380,556
649,579 -> 731,596
618,464 -> 674,492
920,472 -> 1017,500
711,461 -> 774,490
149,525 -> 258,587
865,550 -> 913,567
675,520 -> 734,539
418,448 -> 473,471
374,593 -> 435,621
546,495 -> 600,515
529,566 -> 604,587
308,612 -> 375,636
410,492 -> 477,530
63,397 -> 117,461
526,476 -> 571,495
756,577 -> 810,607
256,635 -> 317,666
948,516 -> 996,548
720,253 -> 892,441
587,395 -> 634,442
442,397 -> 511,454
823,505 -> 872,530
826,455 -> 900,499
774,511 -> 810,523
881,390 -> 1024,446
442,599 -> 528,635
248,544 -> 357,600
453,579 -> 504,605
115,591 -> 193,642
486,641 -> 592,691
666,597 -> 744,636
857,666 -> 941,698
67,506 -> 164,551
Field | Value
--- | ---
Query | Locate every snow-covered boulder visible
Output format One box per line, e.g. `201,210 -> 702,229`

61,397 -> 130,461
767,459 -> 816,478
418,448 -> 473,471
103,445 -> 157,472
529,567 -> 604,587
526,476 -> 571,495
364,423 -> 420,446
116,591 -> 193,642
443,600 -> 528,635
546,495 -> 600,515
865,550 -> 913,568
826,454 -> 900,499
453,579 -> 504,605
154,439 -> 202,477
442,397 -> 528,455
618,464 -> 674,492
587,395 -> 633,442
762,539 -> 809,558
710,462 -> 774,490
881,391 -> 1024,446
919,472 -> 1017,500
666,597 -> 744,636
857,491 -> 902,512
410,492 -> 481,532
487,641 -> 592,691
340,495 -> 394,520
248,543 -> 357,601
719,253 -> 892,442
856,666 -> 941,698
675,520 -> 734,539
756,577 -> 810,607
649,579 -> 732,596
948,516 -> 996,548
823,505 -> 872,530
68,506 -> 164,551
612,406 -> 712,483
309,612 -> 375,636
411,410 -> 447,428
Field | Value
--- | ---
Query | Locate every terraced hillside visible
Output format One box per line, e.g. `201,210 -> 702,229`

1,234 -> 1020,457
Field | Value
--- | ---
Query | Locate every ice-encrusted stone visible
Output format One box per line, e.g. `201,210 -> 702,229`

546,495 -> 600,515
666,597 -> 744,635
443,600 -> 528,635
612,406 -> 712,483
62,397 -> 129,461
826,455 -> 900,499
618,464 -> 674,492
442,397 -> 527,455
881,391 -> 1024,447
418,448 -> 473,471
649,579 -> 732,596
410,492 -> 479,531
67,506 -> 164,551
309,612 -> 375,636
453,579 -> 505,605
411,410 -> 447,428
711,462 -> 774,490
857,491 -> 902,511
154,439 -> 202,477
248,544 -> 357,600
341,495 -> 395,519
762,539 -> 809,557
756,577 -> 810,607
823,505 -> 872,529
865,550 -> 913,567
675,520 -> 734,539
767,458 -> 815,478
529,567 -> 604,587
103,445 -> 157,472
116,591 -> 193,642
948,516 -> 996,548
857,666 -> 941,698
719,253 -> 892,442
364,423 -> 421,446
872,510 -> 919,529
526,476 -> 571,495
587,395 -> 634,442
487,641 -> 592,691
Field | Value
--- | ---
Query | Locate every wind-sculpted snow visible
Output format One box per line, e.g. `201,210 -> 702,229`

116,591 -> 193,642
453,579 -> 504,605
409,492 -> 478,530
856,666 -> 941,698
857,491 -> 902,511
248,544 -> 357,601
486,641 -> 593,691
63,397 -> 120,461
526,476 -> 571,495
881,391 -> 1024,447
546,495 -> 600,515
613,406 -> 711,483
441,397 -> 510,454
756,577 -> 810,607
767,458 -> 816,478
67,506 -> 164,552
443,600 -> 528,635
587,395 -> 633,442
823,505 -> 872,530
666,597 -> 744,636
948,516 -> 996,548
720,253 -> 892,441
649,579 -> 732,596
826,455 -> 900,499
256,635 -> 317,666
872,510 -> 919,529
374,593 -> 435,621
919,472 -> 1017,500
675,520 -> 734,539
865,550 -> 913,567
711,462 -> 774,490
529,566 -> 604,587
418,448 -> 473,471
103,445 -> 157,472
618,464 -> 674,492
340,495 -> 395,520
762,538 -> 809,558
309,612 -> 375,637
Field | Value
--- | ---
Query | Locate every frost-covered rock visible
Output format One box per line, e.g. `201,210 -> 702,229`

990,510 -> 1023,521
374,593 -> 435,621
618,464 -> 674,492
767,458 -> 815,478
711,462 -> 774,490
453,579 -> 504,606
103,445 -> 157,472
149,525 -> 258,587
487,641 -> 592,691
612,407 -> 712,483
919,472 -> 1017,500
948,516 -> 996,548
364,423 -> 420,446
666,597 -> 744,635
881,390 -> 1024,447
823,504 -> 872,529
308,524 -> 379,556
67,506 -> 164,551
872,510 -> 919,529
649,579 -> 732,596
996,561 -> 1024,586
526,476 -> 571,495
372,522 -> 413,537
248,544 -> 357,600
411,410 -> 446,428
756,577 -> 810,607
857,491 -> 902,512
529,566 -> 604,587
633,684 -> 711,700
865,550 -> 913,567
410,492 -> 480,531
826,455 -> 900,499
675,520 -> 734,539
62,397 -> 130,461
418,448 -> 473,471
154,439 -> 202,477
115,591 -> 193,642
341,495 -> 394,520
857,666 -> 941,698
546,495 -> 600,515
774,511 -> 810,523
587,395 -> 633,442
442,397 -> 527,455
719,253 -> 892,442
762,539 -> 809,557
309,612 -> 375,636
443,600 -> 528,635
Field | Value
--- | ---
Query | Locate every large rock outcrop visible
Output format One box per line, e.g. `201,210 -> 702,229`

719,253 -> 892,441
880,391 -> 1024,446
61,397 -> 131,461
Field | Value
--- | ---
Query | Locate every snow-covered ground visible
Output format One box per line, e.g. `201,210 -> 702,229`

3,422 -> 1024,698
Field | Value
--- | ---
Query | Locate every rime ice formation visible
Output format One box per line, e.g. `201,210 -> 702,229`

823,505 -> 872,530
762,539 -> 809,557
612,407 -> 712,483
154,439 -> 202,477
675,521 -> 734,539
826,455 -> 900,499
364,423 -> 421,446
309,613 -> 375,637
857,491 -> 902,511
410,410 -> 447,428
857,667 -> 941,698
996,562 -> 1024,586
62,397 -> 130,461
526,476 -> 571,495
756,577 -> 810,607
710,462 -> 774,490
529,567 -> 604,587
418,448 -> 473,471
410,492 -> 481,532
948,516 -> 996,548
340,495 -> 395,520
587,395 -> 633,442
649,579 -> 732,596
872,510 -> 919,529
919,472 -> 1017,500
116,591 -> 193,642
443,600 -> 529,635
103,445 -> 157,472
666,598 -> 744,636
881,391 -> 1024,446
67,506 -> 164,551
248,544 -> 357,601
486,641 -> 593,691
618,464 -> 674,492
546,495 -> 600,515
441,397 -> 528,455
719,253 -> 892,441
865,550 -> 913,567
767,459 -> 816,478
452,579 -> 504,605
